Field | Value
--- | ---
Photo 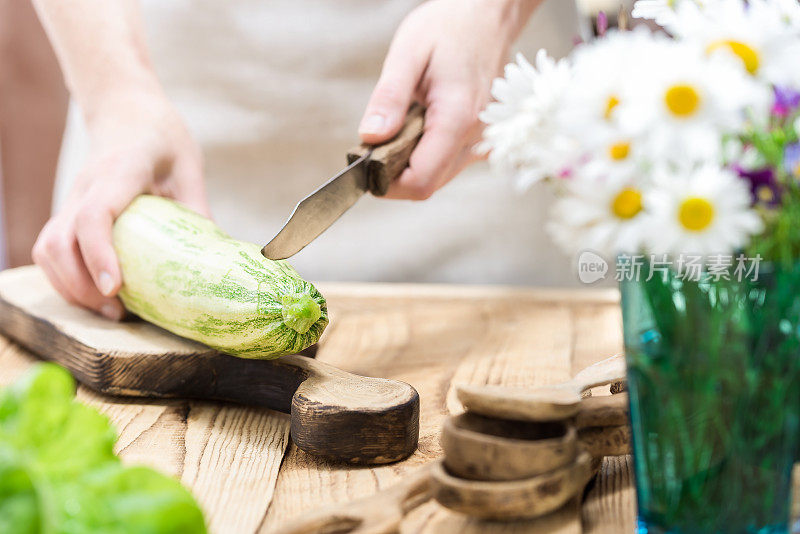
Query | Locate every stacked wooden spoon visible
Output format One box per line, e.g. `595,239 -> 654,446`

276,355 -> 632,533
431,354 -> 631,520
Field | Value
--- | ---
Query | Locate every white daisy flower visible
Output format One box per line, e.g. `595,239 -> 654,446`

560,28 -> 669,172
774,0 -> 800,28
592,138 -> 644,170
644,165 -> 763,256
672,0 -> 800,86
479,50 -> 577,190
547,164 -> 650,257
560,29 -> 662,155
632,0 -> 705,27
618,39 -> 769,164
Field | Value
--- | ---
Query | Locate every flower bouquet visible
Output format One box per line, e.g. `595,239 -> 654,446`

479,1 -> 800,532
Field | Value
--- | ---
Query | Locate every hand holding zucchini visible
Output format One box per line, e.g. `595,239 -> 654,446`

112,195 -> 328,359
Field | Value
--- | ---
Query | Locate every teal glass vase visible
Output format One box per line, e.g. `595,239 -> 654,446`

620,262 -> 800,533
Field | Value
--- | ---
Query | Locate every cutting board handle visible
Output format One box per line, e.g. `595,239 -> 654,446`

281,354 -> 420,464
174,352 -> 420,464
347,104 -> 425,196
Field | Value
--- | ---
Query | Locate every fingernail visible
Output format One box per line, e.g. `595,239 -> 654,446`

359,114 -> 386,135
100,303 -> 124,321
98,271 -> 115,297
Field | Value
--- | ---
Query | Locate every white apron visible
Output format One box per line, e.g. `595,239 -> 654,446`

56,0 -> 585,286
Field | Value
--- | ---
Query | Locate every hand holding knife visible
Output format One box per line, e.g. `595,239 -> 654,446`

261,105 -> 425,260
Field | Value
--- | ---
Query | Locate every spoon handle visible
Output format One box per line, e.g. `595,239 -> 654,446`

275,466 -> 431,534
569,353 -> 627,394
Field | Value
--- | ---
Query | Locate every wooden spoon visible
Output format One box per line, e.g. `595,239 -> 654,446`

441,393 -> 630,481
441,415 -> 577,481
430,452 -> 595,521
456,353 -> 626,421
274,466 -> 432,534
575,390 -> 630,428
276,411 -> 629,531
578,424 -> 631,458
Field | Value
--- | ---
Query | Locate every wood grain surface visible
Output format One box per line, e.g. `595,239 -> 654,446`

0,278 -> 636,533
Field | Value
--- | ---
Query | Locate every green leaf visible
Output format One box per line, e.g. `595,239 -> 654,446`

0,447 -> 40,534
0,364 -> 207,534
55,466 -> 206,534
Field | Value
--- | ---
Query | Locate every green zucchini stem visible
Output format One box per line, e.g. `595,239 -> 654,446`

280,294 -> 322,334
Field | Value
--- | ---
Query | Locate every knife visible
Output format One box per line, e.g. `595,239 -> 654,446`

261,104 -> 425,260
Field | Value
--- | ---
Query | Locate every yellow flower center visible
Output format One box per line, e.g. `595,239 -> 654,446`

678,197 -> 715,232
604,95 -> 620,120
608,141 -> 631,161
665,84 -> 701,118
611,188 -> 643,220
757,185 -> 774,203
707,39 -> 760,75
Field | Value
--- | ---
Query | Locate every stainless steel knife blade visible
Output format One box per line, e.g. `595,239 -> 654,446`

261,104 -> 425,260
261,151 -> 371,260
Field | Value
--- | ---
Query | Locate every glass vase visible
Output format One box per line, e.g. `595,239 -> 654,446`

620,262 -> 800,534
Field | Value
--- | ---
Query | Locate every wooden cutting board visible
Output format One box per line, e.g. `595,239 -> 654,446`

0,266 -> 419,465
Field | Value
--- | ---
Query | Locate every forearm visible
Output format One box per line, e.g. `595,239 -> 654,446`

0,0 -> 68,267
31,0 -> 161,126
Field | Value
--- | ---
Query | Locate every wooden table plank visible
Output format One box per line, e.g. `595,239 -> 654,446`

582,456 -> 636,534
182,404 -> 291,533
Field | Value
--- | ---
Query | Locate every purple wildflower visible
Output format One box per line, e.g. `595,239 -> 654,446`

735,165 -> 780,206
772,86 -> 800,118
597,12 -> 608,37
784,142 -> 800,179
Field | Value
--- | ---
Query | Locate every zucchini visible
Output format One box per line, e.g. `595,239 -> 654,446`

112,195 -> 328,359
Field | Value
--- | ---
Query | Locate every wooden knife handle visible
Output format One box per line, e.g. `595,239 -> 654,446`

347,103 -> 425,196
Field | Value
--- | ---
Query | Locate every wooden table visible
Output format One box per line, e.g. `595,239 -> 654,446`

0,282 -> 648,533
